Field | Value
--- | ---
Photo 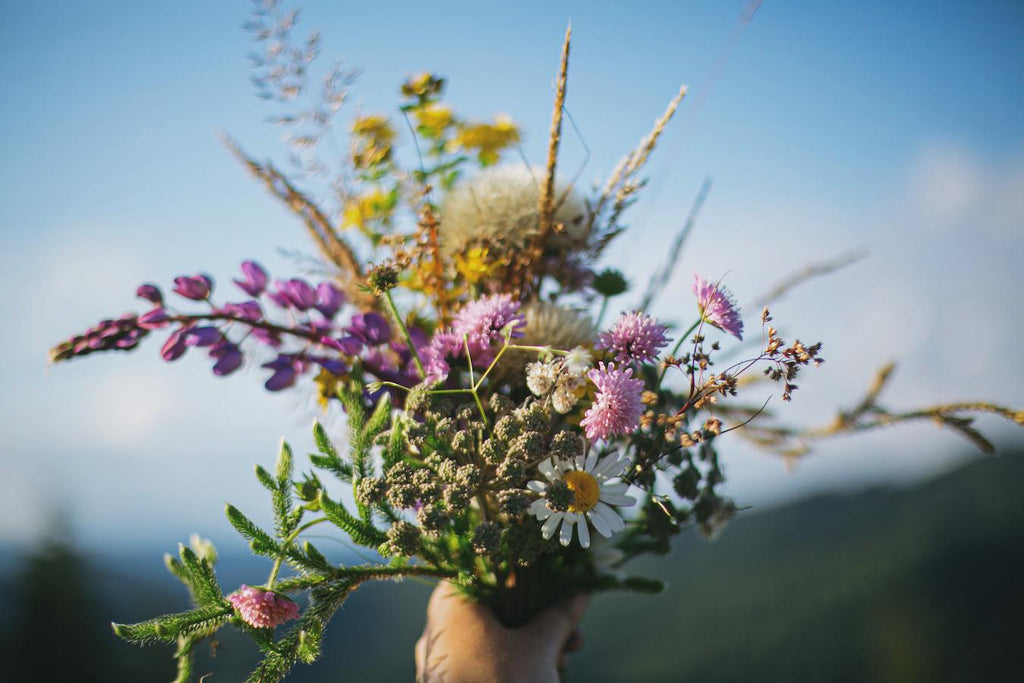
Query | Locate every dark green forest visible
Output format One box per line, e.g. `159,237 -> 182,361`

3,448 -> 1022,682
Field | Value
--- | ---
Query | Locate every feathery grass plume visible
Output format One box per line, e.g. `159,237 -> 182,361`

589,83 -> 688,257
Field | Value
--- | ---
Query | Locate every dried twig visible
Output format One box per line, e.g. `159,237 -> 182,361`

221,134 -> 375,309
752,248 -> 868,309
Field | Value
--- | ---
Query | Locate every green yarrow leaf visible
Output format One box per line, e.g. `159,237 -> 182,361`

318,492 -> 387,548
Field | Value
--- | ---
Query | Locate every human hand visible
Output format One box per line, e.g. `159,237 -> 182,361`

415,581 -> 590,682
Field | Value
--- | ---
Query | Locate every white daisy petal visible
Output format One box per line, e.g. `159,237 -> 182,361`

588,506 -> 612,537
527,480 -> 547,493
559,514 -> 575,546
600,482 -> 629,495
596,501 -> 626,532
584,451 -> 598,473
600,492 -> 636,507
538,458 -> 557,481
529,499 -> 552,518
577,517 -> 591,548
542,513 -> 562,540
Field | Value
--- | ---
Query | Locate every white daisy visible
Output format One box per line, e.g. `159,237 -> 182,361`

527,451 -> 635,548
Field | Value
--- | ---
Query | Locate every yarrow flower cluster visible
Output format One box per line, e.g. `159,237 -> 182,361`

228,585 -> 300,629
693,273 -> 744,340
598,311 -> 669,364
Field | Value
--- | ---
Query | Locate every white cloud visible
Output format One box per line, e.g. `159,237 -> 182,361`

907,143 -> 1024,239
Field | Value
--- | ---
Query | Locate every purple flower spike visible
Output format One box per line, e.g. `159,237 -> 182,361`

251,327 -> 282,348
315,282 -> 345,319
186,326 -> 222,347
223,300 -> 263,322
312,356 -> 348,376
138,308 -> 170,330
172,274 -> 213,301
282,278 -> 317,310
210,342 -> 243,376
693,274 -> 744,340
234,260 -> 268,297
263,355 -> 299,391
267,283 -> 292,309
347,312 -> 391,346
161,329 -> 188,361
322,335 -> 363,356
136,283 -> 163,305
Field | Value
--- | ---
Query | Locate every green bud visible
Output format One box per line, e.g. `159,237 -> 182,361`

593,268 -> 629,297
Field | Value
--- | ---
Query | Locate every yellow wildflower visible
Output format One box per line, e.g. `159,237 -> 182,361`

454,247 -> 497,284
450,115 -> 520,165
342,188 -> 393,229
401,72 -> 444,100
414,103 -> 454,133
313,369 -> 344,410
351,114 -> 395,168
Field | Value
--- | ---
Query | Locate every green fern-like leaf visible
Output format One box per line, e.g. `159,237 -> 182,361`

318,492 -> 387,547
112,603 -> 232,645
226,504 -> 281,556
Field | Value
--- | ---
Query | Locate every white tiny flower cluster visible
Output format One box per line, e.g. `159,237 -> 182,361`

526,346 -> 593,414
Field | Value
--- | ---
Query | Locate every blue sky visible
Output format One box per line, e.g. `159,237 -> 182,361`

2,0 -> 1022,549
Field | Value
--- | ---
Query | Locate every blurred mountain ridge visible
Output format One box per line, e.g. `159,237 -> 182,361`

1,447 -> 1021,681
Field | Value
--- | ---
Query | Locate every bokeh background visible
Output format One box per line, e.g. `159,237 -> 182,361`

2,1 -> 1022,680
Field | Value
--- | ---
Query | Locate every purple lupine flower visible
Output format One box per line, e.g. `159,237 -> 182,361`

450,294 -> 526,366
137,308 -> 170,330
251,327 -> 282,348
222,300 -> 263,322
580,362 -> 644,441
315,282 -> 345,319
161,329 -> 188,361
262,355 -> 300,391
266,284 -> 292,309
136,283 -> 163,305
281,278 -> 317,310
321,335 -> 363,356
185,326 -> 222,347
311,356 -> 347,376
227,585 -> 300,629
347,312 -> 391,346
234,260 -> 268,297
210,341 -> 243,376
693,274 -> 743,340
598,311 -> 669,364
172,274 -> 213,301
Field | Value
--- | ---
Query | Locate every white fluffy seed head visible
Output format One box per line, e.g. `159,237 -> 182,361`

438,165 -> 589,257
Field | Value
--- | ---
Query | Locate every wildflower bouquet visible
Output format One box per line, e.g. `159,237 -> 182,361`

49,6 -> 1024,682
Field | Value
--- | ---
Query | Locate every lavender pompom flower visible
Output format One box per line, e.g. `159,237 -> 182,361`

693,274 -> 743,340
450,293 -> 526,365
580,362 -> 644,441
227,585 -> 300,629
598,311 -> 669,364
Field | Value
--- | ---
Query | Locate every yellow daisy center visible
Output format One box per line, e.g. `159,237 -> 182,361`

563,470 -> 600,513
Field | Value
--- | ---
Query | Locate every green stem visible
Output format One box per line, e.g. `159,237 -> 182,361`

383,291 -> 426,379
266,517 -> 331,589
595,296 -> 610,329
